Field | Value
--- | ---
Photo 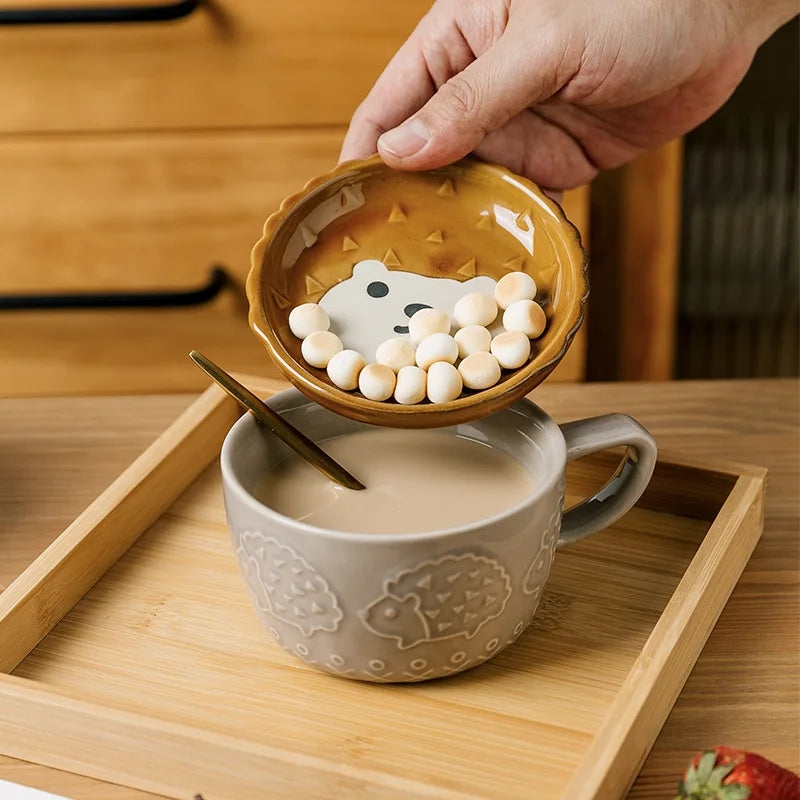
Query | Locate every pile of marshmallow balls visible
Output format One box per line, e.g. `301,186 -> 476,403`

288,272 -> 546,405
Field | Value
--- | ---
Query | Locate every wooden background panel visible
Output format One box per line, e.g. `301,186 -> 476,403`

587,141 -> 683,381
616,141 -> 682,381
0,0 -> 430,134
0,128 -> 343,291
0,131 -> 591,293
0,305 -> 276,396
551,185 -> 589,382
0,127 -> 589,393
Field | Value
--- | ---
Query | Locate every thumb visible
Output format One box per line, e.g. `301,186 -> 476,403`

377,33 -> 564,170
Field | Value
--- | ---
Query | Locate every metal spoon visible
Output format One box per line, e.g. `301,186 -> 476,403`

189,350 -> 365,491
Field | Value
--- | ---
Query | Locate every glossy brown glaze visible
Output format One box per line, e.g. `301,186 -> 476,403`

247,155 -> 588,428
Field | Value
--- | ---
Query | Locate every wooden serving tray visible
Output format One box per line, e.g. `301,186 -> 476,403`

0,378 -> 766,800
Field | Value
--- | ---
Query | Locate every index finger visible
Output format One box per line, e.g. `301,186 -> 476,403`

339,26 -> 436,162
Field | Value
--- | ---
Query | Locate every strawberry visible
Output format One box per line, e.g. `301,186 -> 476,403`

675,747 -> 800,800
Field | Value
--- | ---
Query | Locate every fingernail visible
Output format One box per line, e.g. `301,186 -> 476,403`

378,119 -> 430,158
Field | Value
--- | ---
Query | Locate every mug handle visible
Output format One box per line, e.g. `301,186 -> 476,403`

557,414 -> 657,547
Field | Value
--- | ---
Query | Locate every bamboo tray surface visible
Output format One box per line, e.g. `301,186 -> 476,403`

0,378 -> 766,800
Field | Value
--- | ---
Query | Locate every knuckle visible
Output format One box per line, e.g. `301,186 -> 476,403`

350,101 -> 386,135
437,75 -> 480,120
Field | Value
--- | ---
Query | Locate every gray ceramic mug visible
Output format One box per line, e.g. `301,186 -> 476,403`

221,389 -> 657,683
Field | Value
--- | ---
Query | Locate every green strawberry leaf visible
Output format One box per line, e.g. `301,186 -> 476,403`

684,763 -> 700,792
712,761 -> 738,782
708,761 -> 736,791
720,785 -> 751,800
696,751 -> 718,784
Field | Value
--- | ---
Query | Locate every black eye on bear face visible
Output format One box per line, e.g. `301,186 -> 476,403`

367,281 -> 389,298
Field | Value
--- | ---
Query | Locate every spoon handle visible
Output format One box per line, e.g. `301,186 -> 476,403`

189,351 -> 365,491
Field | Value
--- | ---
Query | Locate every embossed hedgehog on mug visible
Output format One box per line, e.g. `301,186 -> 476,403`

360,553 -> 512,649
237,532 -> 343,636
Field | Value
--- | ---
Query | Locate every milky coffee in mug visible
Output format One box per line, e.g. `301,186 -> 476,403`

252,429 -> 536,535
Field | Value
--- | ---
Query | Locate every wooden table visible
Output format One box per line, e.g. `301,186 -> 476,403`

1,379 -> 797,799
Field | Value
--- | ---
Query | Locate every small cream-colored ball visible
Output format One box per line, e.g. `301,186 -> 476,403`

326,349 -> 365,391
288,303 -> 330,339
494,271 -> 537,310
491,330 -> 531,370
358,363 -> 396,402
453,292 -> 498,328
415,332 -> 459,370
409,308 -> 451,345
458,351 -> 502,390
426,361 -> 463,404
502,299 -> 547,338
376,337 -> 416,372
301,330 -> 342,368
394,365 -> 427,405
454,325 -> 491,359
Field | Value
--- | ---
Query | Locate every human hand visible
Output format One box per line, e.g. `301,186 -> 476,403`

340,0 -> 795,190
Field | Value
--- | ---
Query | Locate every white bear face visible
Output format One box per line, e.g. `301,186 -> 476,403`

318,260 -> 498,360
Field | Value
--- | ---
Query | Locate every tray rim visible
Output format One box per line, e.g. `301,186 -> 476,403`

0,376 -> 767,800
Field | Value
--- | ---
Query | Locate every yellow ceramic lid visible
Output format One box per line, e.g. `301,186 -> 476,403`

247,155 -> 588,429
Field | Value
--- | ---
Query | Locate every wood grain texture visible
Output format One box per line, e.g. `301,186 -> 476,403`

587,140 -> 683,381
0,757 -> 160,800
0,394 -> 195,593
0,306 -> 281,397
564,472 -> 765,799
552,184 -> 589,382
1,379 -> 794,800
0,445 -> 756,800
0,129 -> 343,292
617,140 -> 682,380
0,0 -> 430,134
0,674 -> 484,800
0,383 -> 258,672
